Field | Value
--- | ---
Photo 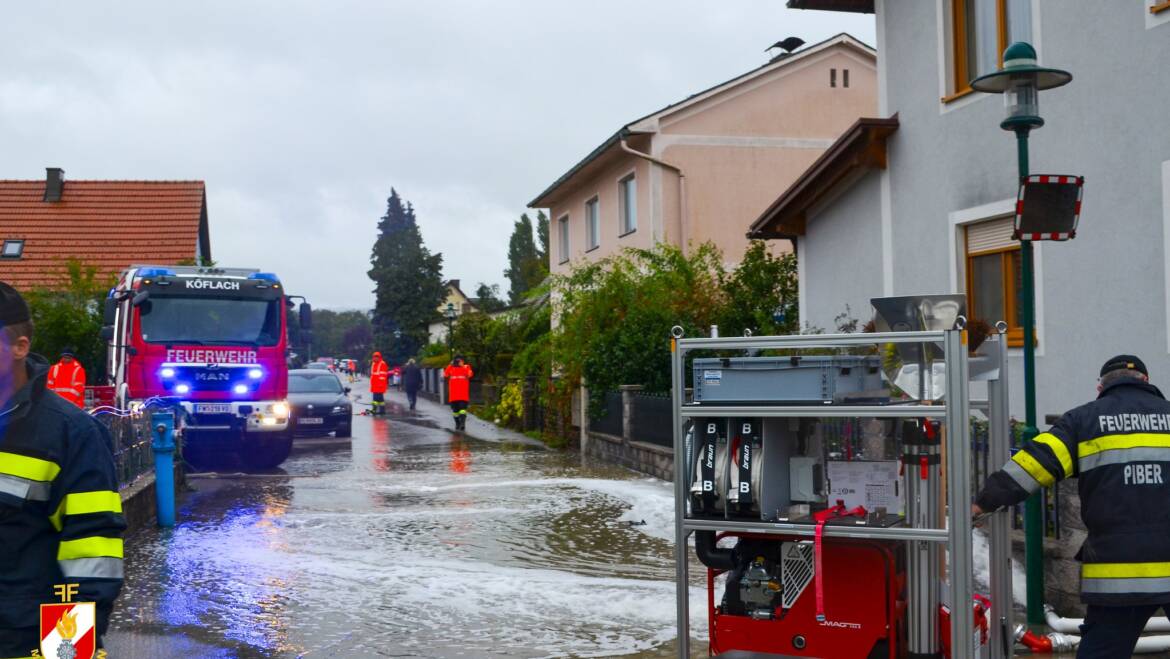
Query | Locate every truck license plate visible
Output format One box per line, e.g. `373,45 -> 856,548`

195,403 -> 232,414
299,417 -> 324,425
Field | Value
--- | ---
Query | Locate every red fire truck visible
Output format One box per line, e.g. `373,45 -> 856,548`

101,265 -> 311,468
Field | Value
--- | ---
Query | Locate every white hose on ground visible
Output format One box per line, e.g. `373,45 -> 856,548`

1045,604 -> 1170,633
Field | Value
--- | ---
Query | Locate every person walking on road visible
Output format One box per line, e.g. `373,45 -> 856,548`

974,355 -> 1170,658
442,354 -> 473,431
370,351 -> 389,415
0,282 -> 126,657
47,346 -> 86,409
403,358 -> 422,412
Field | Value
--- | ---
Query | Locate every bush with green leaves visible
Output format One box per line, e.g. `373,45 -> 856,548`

551,241 -> 798,416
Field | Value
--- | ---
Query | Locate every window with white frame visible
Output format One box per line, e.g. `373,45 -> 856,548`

585,197 -> 600,251
965,216 -> 1025,346
619,175 -> 636,235
947,0 -> 1032,99
558,215 -> 570,264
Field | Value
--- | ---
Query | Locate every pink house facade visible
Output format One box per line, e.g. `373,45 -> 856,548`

530,33 -> 878,274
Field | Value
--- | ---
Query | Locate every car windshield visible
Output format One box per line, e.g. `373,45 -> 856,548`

139,296 -> 282,346
289,374 -> 343,393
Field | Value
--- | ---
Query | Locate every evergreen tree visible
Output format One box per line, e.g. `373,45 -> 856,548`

504,213 -> 545,304
368,189 -> 445,363
536,210 -> 550,266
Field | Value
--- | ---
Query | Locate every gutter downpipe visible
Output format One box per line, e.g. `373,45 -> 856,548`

619,139 -> 687,248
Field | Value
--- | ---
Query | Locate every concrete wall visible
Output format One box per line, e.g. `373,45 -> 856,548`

581,386 -> 675,480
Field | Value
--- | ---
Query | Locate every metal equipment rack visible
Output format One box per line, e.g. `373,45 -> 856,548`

670,326 -> 1015,659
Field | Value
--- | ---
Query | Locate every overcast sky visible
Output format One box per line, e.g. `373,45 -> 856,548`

1,2 -> 873,309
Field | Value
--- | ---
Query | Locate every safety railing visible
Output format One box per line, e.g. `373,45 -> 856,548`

96,413 -> 155,489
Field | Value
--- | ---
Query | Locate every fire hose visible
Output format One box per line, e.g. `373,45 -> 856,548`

1044,603 -> 1170,633
1015,616 -> 1170,654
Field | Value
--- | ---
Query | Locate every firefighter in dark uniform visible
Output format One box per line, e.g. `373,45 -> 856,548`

974,355 -> 1170,658
0,283 -> 126,658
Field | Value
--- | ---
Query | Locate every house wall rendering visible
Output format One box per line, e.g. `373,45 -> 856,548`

794,0 -> 1170,422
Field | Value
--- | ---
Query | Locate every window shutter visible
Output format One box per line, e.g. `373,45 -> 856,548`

966,217 -> 1015,253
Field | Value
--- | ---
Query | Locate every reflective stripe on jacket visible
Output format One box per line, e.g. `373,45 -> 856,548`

976,378 -> 1170,605
0,354 -> 126,656
46,360 -> 86,409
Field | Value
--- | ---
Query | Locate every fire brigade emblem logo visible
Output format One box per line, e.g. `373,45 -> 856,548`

40,585 -> 96,659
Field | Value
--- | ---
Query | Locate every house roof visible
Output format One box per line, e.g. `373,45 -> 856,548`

0,178 -> 210,291
529,32 -> 876,209
787,0 -> 875,13
747,116 -> 898,240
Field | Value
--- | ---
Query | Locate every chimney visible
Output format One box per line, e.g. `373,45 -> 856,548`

43,167 -> 64,202
449,279 -> 460,291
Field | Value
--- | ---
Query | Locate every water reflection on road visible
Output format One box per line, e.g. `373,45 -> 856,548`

106,401 -> 706,657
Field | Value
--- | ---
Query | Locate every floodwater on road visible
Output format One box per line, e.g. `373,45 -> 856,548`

105,395 -> 707,658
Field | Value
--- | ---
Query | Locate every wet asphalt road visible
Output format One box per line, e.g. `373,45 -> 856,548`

103,387 -> 707,658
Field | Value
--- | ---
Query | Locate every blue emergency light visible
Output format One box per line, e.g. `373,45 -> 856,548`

248,272 -> 280,283
137,267 -> 175,279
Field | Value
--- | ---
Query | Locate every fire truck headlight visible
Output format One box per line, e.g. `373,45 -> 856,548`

248,368 -> 263,380
160,367 -> 176,379
272,401 -> 290,418
233,384 -> 248,394
174,383 -> 191,395
261,417 -> 278,426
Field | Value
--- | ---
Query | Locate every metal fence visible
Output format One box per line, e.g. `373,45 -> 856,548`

591,391 -> 624,437
96,414 -> 154,489
629,391 -> 673,447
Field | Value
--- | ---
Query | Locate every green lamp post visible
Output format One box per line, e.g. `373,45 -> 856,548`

971,42 -> 1072,626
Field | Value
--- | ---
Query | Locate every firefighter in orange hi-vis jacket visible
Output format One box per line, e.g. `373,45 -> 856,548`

47,347 -> 86,408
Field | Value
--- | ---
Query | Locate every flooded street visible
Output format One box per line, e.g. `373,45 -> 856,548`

105,391 -> 706,658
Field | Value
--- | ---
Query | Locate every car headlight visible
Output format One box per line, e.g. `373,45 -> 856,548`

332,405 -> 347,414
272,401 -> 290,417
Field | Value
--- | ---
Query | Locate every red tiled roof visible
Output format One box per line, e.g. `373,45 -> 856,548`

0,180 -> 209,291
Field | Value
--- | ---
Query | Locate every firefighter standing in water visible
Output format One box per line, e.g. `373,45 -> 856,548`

369,352 -> 389,415
46,347 -> 86,409
443,355 -> 473,431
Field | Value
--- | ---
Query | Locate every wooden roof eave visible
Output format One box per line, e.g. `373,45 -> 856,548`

746,116 -> 898,240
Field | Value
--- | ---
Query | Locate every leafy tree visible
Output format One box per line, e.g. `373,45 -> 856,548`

552,243 -> 726,414
473,283 -> 507,312
504,213 -> 545,304
25,260 -> 113,384
368,189 -> 445,364
717,241 -> 799,337
550,241 -> 799,417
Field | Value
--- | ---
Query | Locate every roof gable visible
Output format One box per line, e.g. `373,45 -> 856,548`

529,33 -> 875,208
0,179 -> 209,290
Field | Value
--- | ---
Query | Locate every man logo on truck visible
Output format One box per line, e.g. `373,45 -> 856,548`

184,279 -> 241,291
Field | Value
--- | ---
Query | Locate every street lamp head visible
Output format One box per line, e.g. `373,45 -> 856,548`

445,302 -> 457,319
969,42 -> 1072,131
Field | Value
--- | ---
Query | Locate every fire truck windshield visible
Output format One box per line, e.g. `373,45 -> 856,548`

139,296 -> 282,346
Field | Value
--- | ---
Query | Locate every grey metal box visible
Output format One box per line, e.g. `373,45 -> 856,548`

693,355 -> 885,404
